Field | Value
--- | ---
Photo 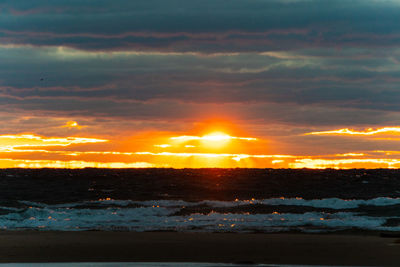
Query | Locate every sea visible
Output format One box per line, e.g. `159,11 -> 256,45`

1,168 -> 400,233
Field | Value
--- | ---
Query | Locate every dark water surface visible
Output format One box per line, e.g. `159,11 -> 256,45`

1,168 -> 400,232
1,168 -> 400,203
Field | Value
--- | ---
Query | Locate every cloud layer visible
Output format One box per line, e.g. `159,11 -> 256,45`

1,1 -> 400,167
2,0 -> 400,52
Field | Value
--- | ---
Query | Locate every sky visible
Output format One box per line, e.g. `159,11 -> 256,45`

2,0 -> 400,168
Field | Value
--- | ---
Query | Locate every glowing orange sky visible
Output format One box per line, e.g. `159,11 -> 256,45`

2,122 -> 400,169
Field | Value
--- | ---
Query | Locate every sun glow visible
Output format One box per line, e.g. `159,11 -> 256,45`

4,121 -> 400,168
170,131 -> 257,150
170,132 -> 257,142
135,151 -> 294,161
200,132 -> 233,141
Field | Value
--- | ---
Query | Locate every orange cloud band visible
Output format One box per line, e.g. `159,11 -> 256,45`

0,158 -> 154,168
306,127 -> 400,136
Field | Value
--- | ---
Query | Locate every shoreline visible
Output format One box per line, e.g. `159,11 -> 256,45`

0,231 -> 399,266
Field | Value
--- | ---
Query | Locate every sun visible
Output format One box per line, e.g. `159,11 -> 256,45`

167,130 -> 258,151
199,131 -> 233,149
169,131 -> 234,149
201,132 -> 232,141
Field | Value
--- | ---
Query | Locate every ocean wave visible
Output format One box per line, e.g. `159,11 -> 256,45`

17,196 -> 400,210
0,197 -> 399,232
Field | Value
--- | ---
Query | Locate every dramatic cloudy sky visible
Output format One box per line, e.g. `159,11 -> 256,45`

2,0 -> 400,168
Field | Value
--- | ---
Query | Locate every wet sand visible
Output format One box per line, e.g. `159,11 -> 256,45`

0,231 -> 399,266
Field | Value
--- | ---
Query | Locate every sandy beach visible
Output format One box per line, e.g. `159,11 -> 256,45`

0,231 -> 398,266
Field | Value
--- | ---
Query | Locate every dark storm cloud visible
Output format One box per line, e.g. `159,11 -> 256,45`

1,0 -> 400,52
2,46 -> 400,114
0,93 -> 394,128
2,0 -> 400,130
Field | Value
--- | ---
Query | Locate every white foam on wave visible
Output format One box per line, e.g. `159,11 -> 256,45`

17,196 -> 400,210
259,197 -> 400,209
1,200 -> 399,232
103,196 -> 400,209
205,197 -> 400,209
